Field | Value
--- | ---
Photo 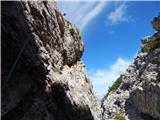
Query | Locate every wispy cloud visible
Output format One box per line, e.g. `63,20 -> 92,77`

57,1 -> 108,31
106,3 -> 133,25
89,58 -> 131,95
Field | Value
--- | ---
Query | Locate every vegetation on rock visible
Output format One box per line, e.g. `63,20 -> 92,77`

141,36 -> 160,52
116,115 -> 126,120
107,75 -> 123,95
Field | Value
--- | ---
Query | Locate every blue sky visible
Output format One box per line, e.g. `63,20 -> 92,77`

57,1 -> 160,96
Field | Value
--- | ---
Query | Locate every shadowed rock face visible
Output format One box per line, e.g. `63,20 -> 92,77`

2,1 -> 101,120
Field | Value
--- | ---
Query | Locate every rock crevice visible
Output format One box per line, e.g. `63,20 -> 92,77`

2,1 -> 160,120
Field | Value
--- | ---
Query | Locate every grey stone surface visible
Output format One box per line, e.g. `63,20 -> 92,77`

102,19 -> 160,120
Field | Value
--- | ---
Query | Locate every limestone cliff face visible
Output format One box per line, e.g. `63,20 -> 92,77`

102,16 -> 160,120
2,1 -> 101,120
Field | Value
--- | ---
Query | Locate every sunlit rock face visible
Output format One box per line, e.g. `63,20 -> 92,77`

102,16 -> 160,120
2,1 -> 101,120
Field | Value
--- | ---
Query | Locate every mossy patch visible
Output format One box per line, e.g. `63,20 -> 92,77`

107,75 -> 123,96
141,37 -> 160,53
116,115 -> 126,120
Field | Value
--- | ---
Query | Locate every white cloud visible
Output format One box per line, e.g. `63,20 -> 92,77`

79,2 -> 107,30
57,1 -> 107,31
106,3 -> 133,25
89,58 -> 131,96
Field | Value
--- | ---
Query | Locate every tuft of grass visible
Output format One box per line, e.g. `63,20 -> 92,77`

107,75 -> 123,96
116,115 -> 126,120
141,37 -> 160,53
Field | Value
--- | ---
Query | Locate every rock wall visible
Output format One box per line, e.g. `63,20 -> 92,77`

2,1 -> 101,120
102,16 -> 160,120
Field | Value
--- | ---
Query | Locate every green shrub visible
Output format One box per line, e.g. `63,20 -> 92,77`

116,115 -> 126,120
107,75 -> 123,95
141,38 -> 160,53
123,82 -> 130,90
